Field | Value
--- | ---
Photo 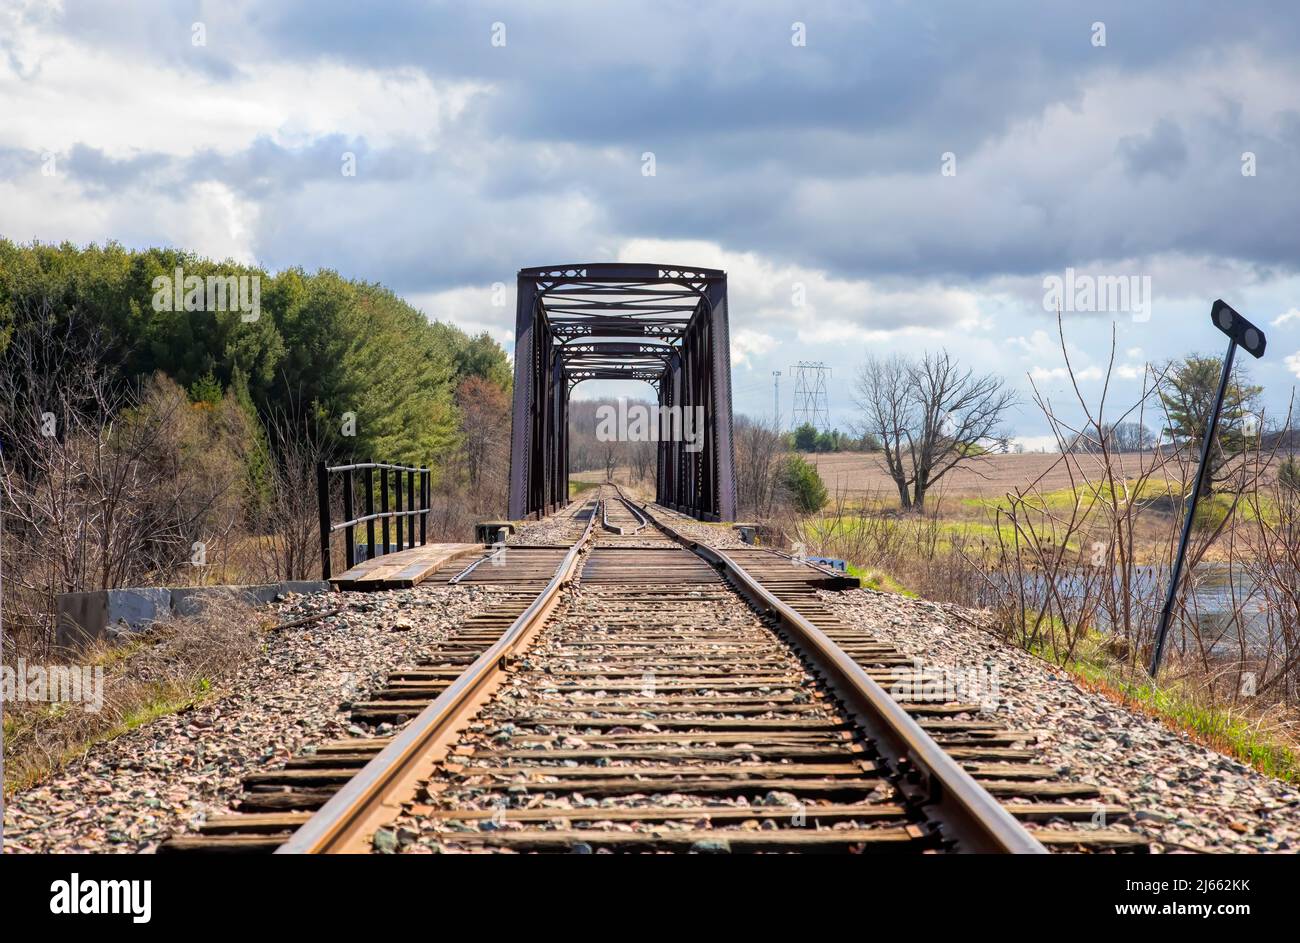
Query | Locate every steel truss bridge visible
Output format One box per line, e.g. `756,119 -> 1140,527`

508,263 -> 737,521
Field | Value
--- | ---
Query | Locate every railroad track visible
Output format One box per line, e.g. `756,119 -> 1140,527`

163,485 -> 1140,853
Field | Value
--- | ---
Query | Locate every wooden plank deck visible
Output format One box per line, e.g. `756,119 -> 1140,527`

330,543 -> 483,591
723,548 -> 860,590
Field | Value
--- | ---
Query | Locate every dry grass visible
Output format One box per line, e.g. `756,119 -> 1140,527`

803,449 -> 1290,505
3,597 -> 266,794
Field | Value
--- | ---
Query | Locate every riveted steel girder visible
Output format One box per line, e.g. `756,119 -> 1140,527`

508,263 -> 737,521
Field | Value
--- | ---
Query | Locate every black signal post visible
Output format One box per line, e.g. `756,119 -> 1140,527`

1148,300 -> 1267,676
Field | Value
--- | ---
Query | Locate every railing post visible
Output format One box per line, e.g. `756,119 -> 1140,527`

364,460 -> 375,562
420,468 -> 429,545
380,467 -> 390,556
394,467 -> 404,550
407,467 -> 416,549
1149,338 -> 1236,676
342,467 -> 355,569
316,461 -> 331,580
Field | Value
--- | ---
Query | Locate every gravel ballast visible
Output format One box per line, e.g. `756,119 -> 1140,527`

817,587 -> 1300,853
9,500 -> 1297,854
662,506 -> 1300,852
2,584 -> 493,854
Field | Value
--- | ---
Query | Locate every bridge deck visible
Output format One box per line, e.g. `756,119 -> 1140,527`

330,543 -> 482,591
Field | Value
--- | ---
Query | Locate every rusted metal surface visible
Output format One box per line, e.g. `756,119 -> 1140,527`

628,494 -> 1046,854
163,487 -> 1141,854
273,500 -> 599,854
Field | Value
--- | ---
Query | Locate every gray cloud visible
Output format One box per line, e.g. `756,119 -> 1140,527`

1118,119 -> 1188,179
4,0 -> 1299,435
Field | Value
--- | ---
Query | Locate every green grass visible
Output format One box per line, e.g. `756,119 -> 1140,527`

1018,620 -> 1300,782
965,478 -> 1182,514
568,479 -> 599,498
4,678 -> 216,794
805,513 -> 1080,557
846,563 -> 918,597
117,686 -> 204,732
1083,664 -> 1299,781
967,478 -> 1281,529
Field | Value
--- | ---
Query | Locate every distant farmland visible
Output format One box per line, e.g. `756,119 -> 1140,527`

575,448 -> 1293,508
802,449 -> 1289,506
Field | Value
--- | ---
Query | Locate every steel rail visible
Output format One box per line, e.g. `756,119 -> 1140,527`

599,497 -> 624,535
448,547 -> 506,584
616,496 -> 649,533
277,499 -> 600,854
619,487 -> 1047,854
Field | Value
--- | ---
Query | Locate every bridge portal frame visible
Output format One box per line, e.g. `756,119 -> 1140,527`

508,263 -> 737,522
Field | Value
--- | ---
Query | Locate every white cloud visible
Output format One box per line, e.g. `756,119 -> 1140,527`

0,10 -> 488,157
1274,308 -> 1300,327
170,181 -> 260,264
1029,364 -> 1102,383
406,284 -> 515,345
1012,435 -> 1061,453
617,237 -> 986,345
731,328 -> 777,368
1013,331 -> 1089,380
1286,351 -> 1300,379
0,171 -> 260,262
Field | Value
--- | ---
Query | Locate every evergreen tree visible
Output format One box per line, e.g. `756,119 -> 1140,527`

793,422 -> 818,452
780,455 -> 828,512
1159,355 -> 1262,492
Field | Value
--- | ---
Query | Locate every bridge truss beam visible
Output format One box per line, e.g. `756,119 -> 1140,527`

508,263 -> 737,521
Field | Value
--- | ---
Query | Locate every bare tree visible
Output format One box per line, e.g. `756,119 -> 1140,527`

248,408 -> 331,581
733,414 -> 786,518
853,355 -> 915,508
601,440 -> 622,481
1107,420 -> 1155,453
628,438 -> 656,483
854,351 -> 1015,510
456,376 -> 510,509
0,320 -> 246,654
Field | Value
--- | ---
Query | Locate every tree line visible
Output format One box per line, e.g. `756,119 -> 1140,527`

0,240 -> 510,465
0,240 -> 513,651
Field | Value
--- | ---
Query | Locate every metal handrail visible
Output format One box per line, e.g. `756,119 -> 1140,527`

329,508 -> 424,532
317,460 -> 432,580
327,461 -> 426,473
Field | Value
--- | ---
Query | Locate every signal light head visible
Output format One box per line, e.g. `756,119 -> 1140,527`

1211,299 -> 1267,358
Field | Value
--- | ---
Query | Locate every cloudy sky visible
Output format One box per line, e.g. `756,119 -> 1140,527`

3,1 -> 1299,446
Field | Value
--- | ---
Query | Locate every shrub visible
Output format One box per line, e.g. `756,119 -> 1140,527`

780,455 -> 828,513
1280,457 -> 1300,492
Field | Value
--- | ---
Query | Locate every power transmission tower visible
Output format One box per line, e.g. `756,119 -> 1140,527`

790,362 -> 831,431
772,370 -> 781,428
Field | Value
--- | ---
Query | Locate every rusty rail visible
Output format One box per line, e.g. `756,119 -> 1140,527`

271,486 -> 1047,854
620,486 -> 1047,854
276,499 -> 598,854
